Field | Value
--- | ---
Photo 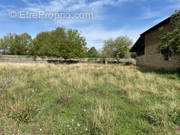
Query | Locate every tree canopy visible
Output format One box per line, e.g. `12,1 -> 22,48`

12,33 -> 33,55
0,27 -> 87,59
87,47 -> 99,57
102,36 -> 132,59
32,27 -> 87,59
0,33 -> 32,55
0,27 -> 134,60
0,34 -> 12,54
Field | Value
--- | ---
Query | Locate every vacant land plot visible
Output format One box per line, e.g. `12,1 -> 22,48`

0,63 -> 179,135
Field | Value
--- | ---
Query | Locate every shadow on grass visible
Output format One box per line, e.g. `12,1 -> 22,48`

47,59 -> 80,64
136,66 -> 180,80
47,59 -> 118,64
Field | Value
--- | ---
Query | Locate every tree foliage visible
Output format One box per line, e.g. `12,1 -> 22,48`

0,33 -> 32,55
0,27 -> 87,59
102,36 -> 132,59
159,10 -> 180,59
87,47 -> 99,57
32,32 -> 52,56
0,34 -> 12,54
32,27 -> 87,59
12,33 -> 33,55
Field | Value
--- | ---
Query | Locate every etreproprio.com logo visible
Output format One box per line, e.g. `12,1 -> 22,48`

8,10 -> 94,20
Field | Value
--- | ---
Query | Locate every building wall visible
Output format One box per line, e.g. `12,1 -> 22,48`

136,54 -> 180,70
136,22 -> 180,70
145,21 -> 172,55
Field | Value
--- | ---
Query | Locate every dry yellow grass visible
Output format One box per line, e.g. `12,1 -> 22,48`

0,63 -> 179,135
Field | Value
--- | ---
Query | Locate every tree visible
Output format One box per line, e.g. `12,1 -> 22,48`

101,39 -> 115,58
0,33 -> 14,54
32,27 -> 87,59
87,47 -> 99,57
159,10 -> 180,59
52,28 -> 87,59
0,27 -> 87,58
102,36 -> 132,60
65,29 -> 87,58
15,33 -> 33,55
32,32 -> 52,57
0,33 -> 33,55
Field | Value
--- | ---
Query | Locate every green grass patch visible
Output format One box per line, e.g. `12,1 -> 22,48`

0,63 -> 179,135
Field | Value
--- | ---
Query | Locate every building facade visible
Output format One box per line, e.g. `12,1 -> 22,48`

130,17 -> 180,70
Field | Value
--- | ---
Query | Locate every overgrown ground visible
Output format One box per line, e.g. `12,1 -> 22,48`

0,63 -> 179,135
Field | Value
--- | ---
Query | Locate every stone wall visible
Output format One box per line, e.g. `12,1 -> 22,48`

0,55 -> 47,63
0,55 -> 136,65
136,54 -> 180,70
145,21 -> 172,56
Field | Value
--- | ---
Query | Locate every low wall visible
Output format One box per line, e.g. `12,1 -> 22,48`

0,55 -> 47,63
0,55 -> 136,65
136,54 -> 180,70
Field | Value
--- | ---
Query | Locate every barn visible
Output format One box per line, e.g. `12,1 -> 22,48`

130,16 -> 180,70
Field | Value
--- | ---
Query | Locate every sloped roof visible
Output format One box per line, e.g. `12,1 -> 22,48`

141,17 -> 170,36
130,17 -> 171,52
130,36 -> 145,52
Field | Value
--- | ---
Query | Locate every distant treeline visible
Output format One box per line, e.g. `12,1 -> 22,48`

0,27 -> 135,59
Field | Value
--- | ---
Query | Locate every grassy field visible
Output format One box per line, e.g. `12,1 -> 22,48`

0,63 -> 179,135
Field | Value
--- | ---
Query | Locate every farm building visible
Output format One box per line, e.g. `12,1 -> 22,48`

130,16 -> 180,70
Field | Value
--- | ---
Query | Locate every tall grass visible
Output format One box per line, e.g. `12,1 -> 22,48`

0,63 -> 179,135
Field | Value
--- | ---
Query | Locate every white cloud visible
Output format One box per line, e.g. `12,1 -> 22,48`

0,0 -> 148,49
0,4 -> 15,9
1,0 -> 179,50
19,0 -> 142,12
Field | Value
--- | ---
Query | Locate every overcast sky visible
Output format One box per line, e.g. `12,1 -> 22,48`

0,0 -> 179,49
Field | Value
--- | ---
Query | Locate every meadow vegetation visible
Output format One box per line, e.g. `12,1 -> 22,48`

0,63 -> 179,135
